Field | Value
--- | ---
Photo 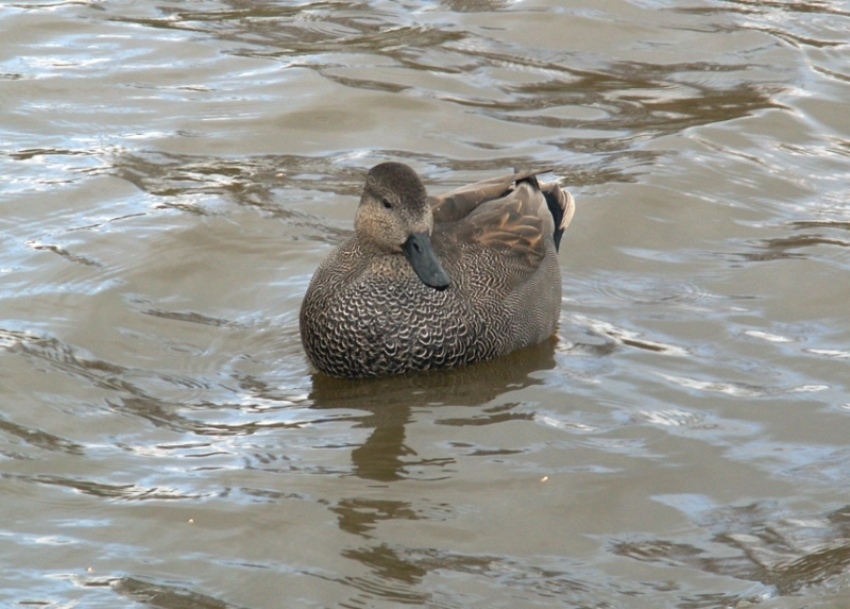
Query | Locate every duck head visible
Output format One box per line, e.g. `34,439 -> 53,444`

355,162 -> 451,291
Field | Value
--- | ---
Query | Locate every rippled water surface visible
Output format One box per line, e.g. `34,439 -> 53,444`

3,1 -> 850,607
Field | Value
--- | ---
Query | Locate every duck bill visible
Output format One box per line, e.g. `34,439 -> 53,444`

402,231 -> 451,291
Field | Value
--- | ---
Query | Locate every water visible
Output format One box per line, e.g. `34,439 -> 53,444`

2,0 -> 850,607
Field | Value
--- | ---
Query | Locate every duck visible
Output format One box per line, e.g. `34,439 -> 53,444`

299,162 -> 575,378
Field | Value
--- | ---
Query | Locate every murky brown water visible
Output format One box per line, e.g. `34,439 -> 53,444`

3,1 -> 850,607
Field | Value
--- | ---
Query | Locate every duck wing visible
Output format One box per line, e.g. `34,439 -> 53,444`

456,177 -> 554,264
429,168 -> 551,224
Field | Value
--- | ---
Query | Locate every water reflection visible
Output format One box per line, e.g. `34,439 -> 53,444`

614,501 -> 850,597
4,0 -> 850,606
113,576 -> 235,609
309,337 -> 557,482
494,62 -> 781,137
297,340 -> 564,604
0,418 -> 84,457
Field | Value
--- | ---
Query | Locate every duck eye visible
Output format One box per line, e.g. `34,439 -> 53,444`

381,198 -> 393,209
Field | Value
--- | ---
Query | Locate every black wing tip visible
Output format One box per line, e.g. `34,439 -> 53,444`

516,173 -> 541,191
546,187 -> 575,252
510,167 -> 575,251
512,166 -> 552,191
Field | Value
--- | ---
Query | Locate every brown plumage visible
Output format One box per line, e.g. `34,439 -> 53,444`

300,162 -> 575,378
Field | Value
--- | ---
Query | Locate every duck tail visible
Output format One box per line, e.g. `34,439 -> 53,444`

543,183 -> 575,252
514,169 -> 575,252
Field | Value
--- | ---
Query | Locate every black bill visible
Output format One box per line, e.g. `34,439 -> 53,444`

402,231 -> 451,291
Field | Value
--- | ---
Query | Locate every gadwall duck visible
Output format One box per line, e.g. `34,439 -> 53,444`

300,162 -> 575,378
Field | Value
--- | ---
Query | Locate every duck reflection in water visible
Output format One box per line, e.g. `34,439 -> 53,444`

308,336 -> 559,482
306,337 -> 559,593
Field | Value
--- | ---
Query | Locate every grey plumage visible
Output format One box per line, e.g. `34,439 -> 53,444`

300,162 -> 575,378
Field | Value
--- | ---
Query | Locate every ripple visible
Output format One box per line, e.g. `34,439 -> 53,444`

534,412 -> 600,434
578,270 -> 721,309
112,576 -> 242,608
631,407 -> 762,443
738,233 -> 850,265
0,417 -> 84,458
26,239 -> 104,269
657,372 -> 828,398
727,441 -> 850,485
626,497 -> 850,597
336,545 -> 619,608
743,329 -> 795,343
1,470 -> 208,502
572,315 -> 689,356
806,348 -> 850,359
